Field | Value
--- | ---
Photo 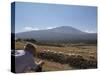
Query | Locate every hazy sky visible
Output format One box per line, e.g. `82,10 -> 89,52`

14,2 -> 97,33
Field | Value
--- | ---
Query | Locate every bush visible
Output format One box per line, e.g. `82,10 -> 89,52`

37,50 -> 97,69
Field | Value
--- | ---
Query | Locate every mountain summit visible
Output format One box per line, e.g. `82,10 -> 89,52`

49,26 -> 85,34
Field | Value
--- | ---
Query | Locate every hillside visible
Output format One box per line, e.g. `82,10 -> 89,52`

15,26 -> 97,44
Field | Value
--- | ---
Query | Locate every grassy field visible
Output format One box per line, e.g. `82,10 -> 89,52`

35,58 -> 73,71
15,41 -> 97,71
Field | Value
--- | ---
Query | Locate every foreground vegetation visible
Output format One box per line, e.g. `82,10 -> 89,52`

15,41 -> 97,71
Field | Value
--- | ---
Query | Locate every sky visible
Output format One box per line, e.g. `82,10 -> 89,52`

14,2 -> 97,33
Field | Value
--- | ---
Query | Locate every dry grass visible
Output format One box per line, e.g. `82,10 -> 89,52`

15,41 -> 97,71
37,44 -> 97,60
15,41 -> 25,50
35,58 -> 73,71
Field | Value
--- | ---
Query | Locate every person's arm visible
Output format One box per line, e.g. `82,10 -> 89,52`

34,60 -> 44,72
36,60 -> 44,66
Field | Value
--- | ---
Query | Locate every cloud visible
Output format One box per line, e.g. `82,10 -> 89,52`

46,27 -> 55,29
22,26 -> 56,32
23,26 -> 39,31
85,30 -> 96,33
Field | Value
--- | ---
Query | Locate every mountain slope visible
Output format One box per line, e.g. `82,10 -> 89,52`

49,26 -> 85,34
15,26 -> 97,44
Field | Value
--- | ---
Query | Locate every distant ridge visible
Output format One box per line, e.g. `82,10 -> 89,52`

15,26 -> 97,44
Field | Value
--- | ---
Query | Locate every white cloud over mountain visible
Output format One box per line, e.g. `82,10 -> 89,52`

23,26 -> 39,31
85,30 -> 96,33
23,26 -> 57,32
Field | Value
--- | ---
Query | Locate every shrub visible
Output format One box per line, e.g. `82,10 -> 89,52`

37,50 -> 97,69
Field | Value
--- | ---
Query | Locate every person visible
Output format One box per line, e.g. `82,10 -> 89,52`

24,42 -> 44,72
12,42 -> 44,73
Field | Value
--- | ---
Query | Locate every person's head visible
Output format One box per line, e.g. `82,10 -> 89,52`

24,42 -> 37,57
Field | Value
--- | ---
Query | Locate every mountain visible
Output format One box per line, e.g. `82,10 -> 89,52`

48,26 -> 85,34
15,26 -> 97,44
